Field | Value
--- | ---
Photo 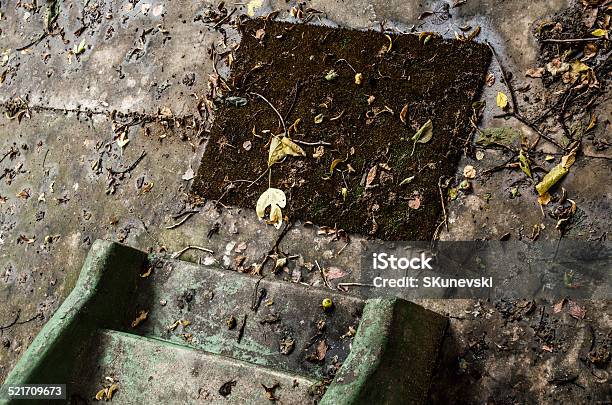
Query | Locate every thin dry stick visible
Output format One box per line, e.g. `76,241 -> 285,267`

171,245 -> 214,259
337,282 -> 375,291
250,92 -> 287,134
438,176 -> 448,232
540,37 -> 604,43
165,211 -> 197,229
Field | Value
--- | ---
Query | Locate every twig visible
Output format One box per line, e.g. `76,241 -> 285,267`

293,139 -> 332,146
250,92 -> 286,134
337,282 -> 374,291
540,37 -> 604,44
316,260 -> 332,289
486,41 -> 567,151
108,151 -> 147,175
0,311 -> 20,331
171,245 -> 214,259
283,79 -> 301,121
438,176 -> 448,232
165,211 -> 197,229
213,8 -> 237,29
336,58 -> 356,73
237,314 -> 247,343
16,33 -> 48,52
486,41 -> 519,115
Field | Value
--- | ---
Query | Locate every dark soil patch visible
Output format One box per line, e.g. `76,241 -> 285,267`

193,19 -> 491,240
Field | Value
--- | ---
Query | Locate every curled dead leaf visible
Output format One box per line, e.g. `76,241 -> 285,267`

256,188 -> 286,229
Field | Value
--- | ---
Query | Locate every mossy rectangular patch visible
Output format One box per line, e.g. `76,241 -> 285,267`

193,19 -> 491,240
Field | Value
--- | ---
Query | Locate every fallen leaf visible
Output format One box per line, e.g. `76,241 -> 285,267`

591,28 -> 608,37
410,119 -> 433,155
315,340 -> 328,361
485,73 -> 495,86
225,96 -> 248,107
131,310 -> 148,328
268,136 -> 306,166
219,380 -> 236,397
476,127 -> 521,147
399,104 -> 409,124
408,195 -> 421,210
354,73 -> 363,85
582,43 -> 598,60
243,140 -> 252,151
325,69 -> 338,81
463,165 -> 476,179
535,147 -> 576,195
568,300 -> 586,319
254,28 -> 266,40
313,146 -> 325,159
553,298 -> 566,313
496,91 -> 508,110
537,192 -> 551,206
399,176 -> 415,186
525,67 -> 544,78
256,188 -> 286,229
314,113 -> 324,124
329,157 -> 345,174
366,165 -> 377,186
518,150 -> 532,178
546,58 -> 570,76
325,267 -> 346,280
182,167 -> 195,181
74,39 -> 86,55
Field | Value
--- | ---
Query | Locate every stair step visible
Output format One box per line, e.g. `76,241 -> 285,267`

125,257 -> 365,381
68,329 -> 319,404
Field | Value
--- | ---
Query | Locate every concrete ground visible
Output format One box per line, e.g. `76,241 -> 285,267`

0,0 -> 610,403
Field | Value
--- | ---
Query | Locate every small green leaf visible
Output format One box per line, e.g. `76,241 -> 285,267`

518,150 -> 532,178
410,119 -> 433,156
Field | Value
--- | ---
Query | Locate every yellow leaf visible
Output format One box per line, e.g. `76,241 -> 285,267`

95,388 -> 106,401
519,150 -> 532,178
268,135 -> 306,166
329,158 -> 345,174
535,148 -> 577,195
496,91 -> 508,109
107,384 -> 119,400
354,73 -> 363,85
591,28 -> 608,37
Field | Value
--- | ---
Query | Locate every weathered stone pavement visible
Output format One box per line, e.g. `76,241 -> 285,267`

1,0 -> 610,403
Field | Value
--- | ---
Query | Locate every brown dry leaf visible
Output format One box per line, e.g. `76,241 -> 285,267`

325,267 -> 347,280
366,165 -> 377,187
553,298 -> 566,314
463,165 -> 476,179
139,266 -> 153,278
583,43 -> 598,60
568,301 -> 586,319
485,73 -> 495,86
254,28 -> 266,40
408,195 -> 421,210
17,189 -> 30,200
399,103 -> 409,124
313,146 -> 325,159
537,192 -> 551,206
525,67 -> 544,78
315,340 -> 328,361
131,310 -> 148,328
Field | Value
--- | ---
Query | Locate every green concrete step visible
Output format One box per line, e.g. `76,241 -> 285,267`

125,256 -> 364,381
1,240 -> 448,404
68,329 -> 319,404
